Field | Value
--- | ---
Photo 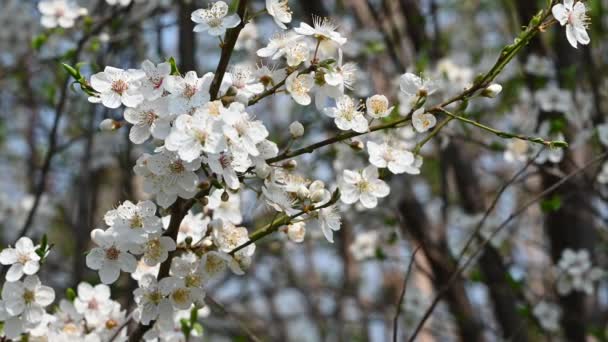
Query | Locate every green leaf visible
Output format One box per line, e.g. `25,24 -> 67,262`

66,288 -> 77,302
540,195 -> 562,212
167,57 -> 180,76
229,0 -> 240,12
190,307 -> 198,323
62,63 -> 80,79
35,234 -> 48,258
180,318 -> 191,337
32,34 -> 48,50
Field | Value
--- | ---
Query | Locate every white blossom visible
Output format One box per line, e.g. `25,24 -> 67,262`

533,301 -> 562,333
365,94 -> 393,119
207,189 -> 242,224
86,229 -> 137,284
324,95 -> 368,133
411,108 -> 436,133
123,97 -> 172,144
73,283 -> 113,327
191,1 -> 240,36
286,72 -> 314,106
257,31 -> 302,59
556,248 -> 604,295
225,65 -> 265,103
294,16 -> 347,46
266,0 -> 292,29
140,60 -> 171,100
0,237 -> 41,282
367,141 -> 418,174
90,66 -> 145,109
165,111 -> 225,162
110,200 -> 163,245
164,71 -> 212,115
340,166 -> 390,209
133,274 -> 173,325
38,0 -> 86,29
2,275 -> 55,328
552,0 -> 590,48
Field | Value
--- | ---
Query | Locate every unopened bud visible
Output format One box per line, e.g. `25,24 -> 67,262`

282,160 -> 297,169
481,83 -> 502,98
202,238 -> 213,247
289,121 -> 305,138
287,222 -> 306,243
198,180 -> 211,191
256,163 -> 271,179
297,185 -> 310,199
350,140 -> 364,150
99,118 -> 120,131
310,189 -> 326,203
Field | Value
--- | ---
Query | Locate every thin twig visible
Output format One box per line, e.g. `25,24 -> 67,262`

205,296 -> 263,342
407,151 -> 608,341
393,246 -> 421,342
454,148 -> 544,264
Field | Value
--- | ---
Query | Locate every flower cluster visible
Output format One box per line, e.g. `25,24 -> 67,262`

5,0 -> 596,340
555,248 -> 604,295
0,237 -> 55,339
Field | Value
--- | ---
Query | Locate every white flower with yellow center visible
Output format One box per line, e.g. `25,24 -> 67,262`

266,0 -> 292,29
366,94 -> 393,118
0,237 -> 41,282
367,141 -> 418,174
110,200 -> 163,245
339,166 -> 390,209
294,15 -> 347,46
2,275 -> 55,328
411,108 -> 436,133
90,66 -> 145,109
191,1 -> 241,36
286,72 -> 315,106
257,31 -> 302,59
86,229 -> 137,284
285,42 -> 310,67
324,95 -> 368,133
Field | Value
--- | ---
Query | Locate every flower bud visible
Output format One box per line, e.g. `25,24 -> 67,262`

289,121 -> 305,138
481,83 -> 502,98
198,180 -> 211,190
310,189 -> 327,203
282,160 -> 297,170
201,238 -> 213,247
256,163 -> 271,179
297,185 -> 310,199
99,118 -> 119,131
287,222 -> 306,243
350,140 -> 364,151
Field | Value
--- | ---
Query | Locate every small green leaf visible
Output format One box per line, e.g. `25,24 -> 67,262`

540,195 -> 562,212
167,57 -> 180,76
62,63 -> 80,79
32,34 -> 48,50
66,288 -> 77,302
190,307 -> 198,323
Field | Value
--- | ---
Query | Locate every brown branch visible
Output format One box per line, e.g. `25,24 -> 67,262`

209,0 -> 249,100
